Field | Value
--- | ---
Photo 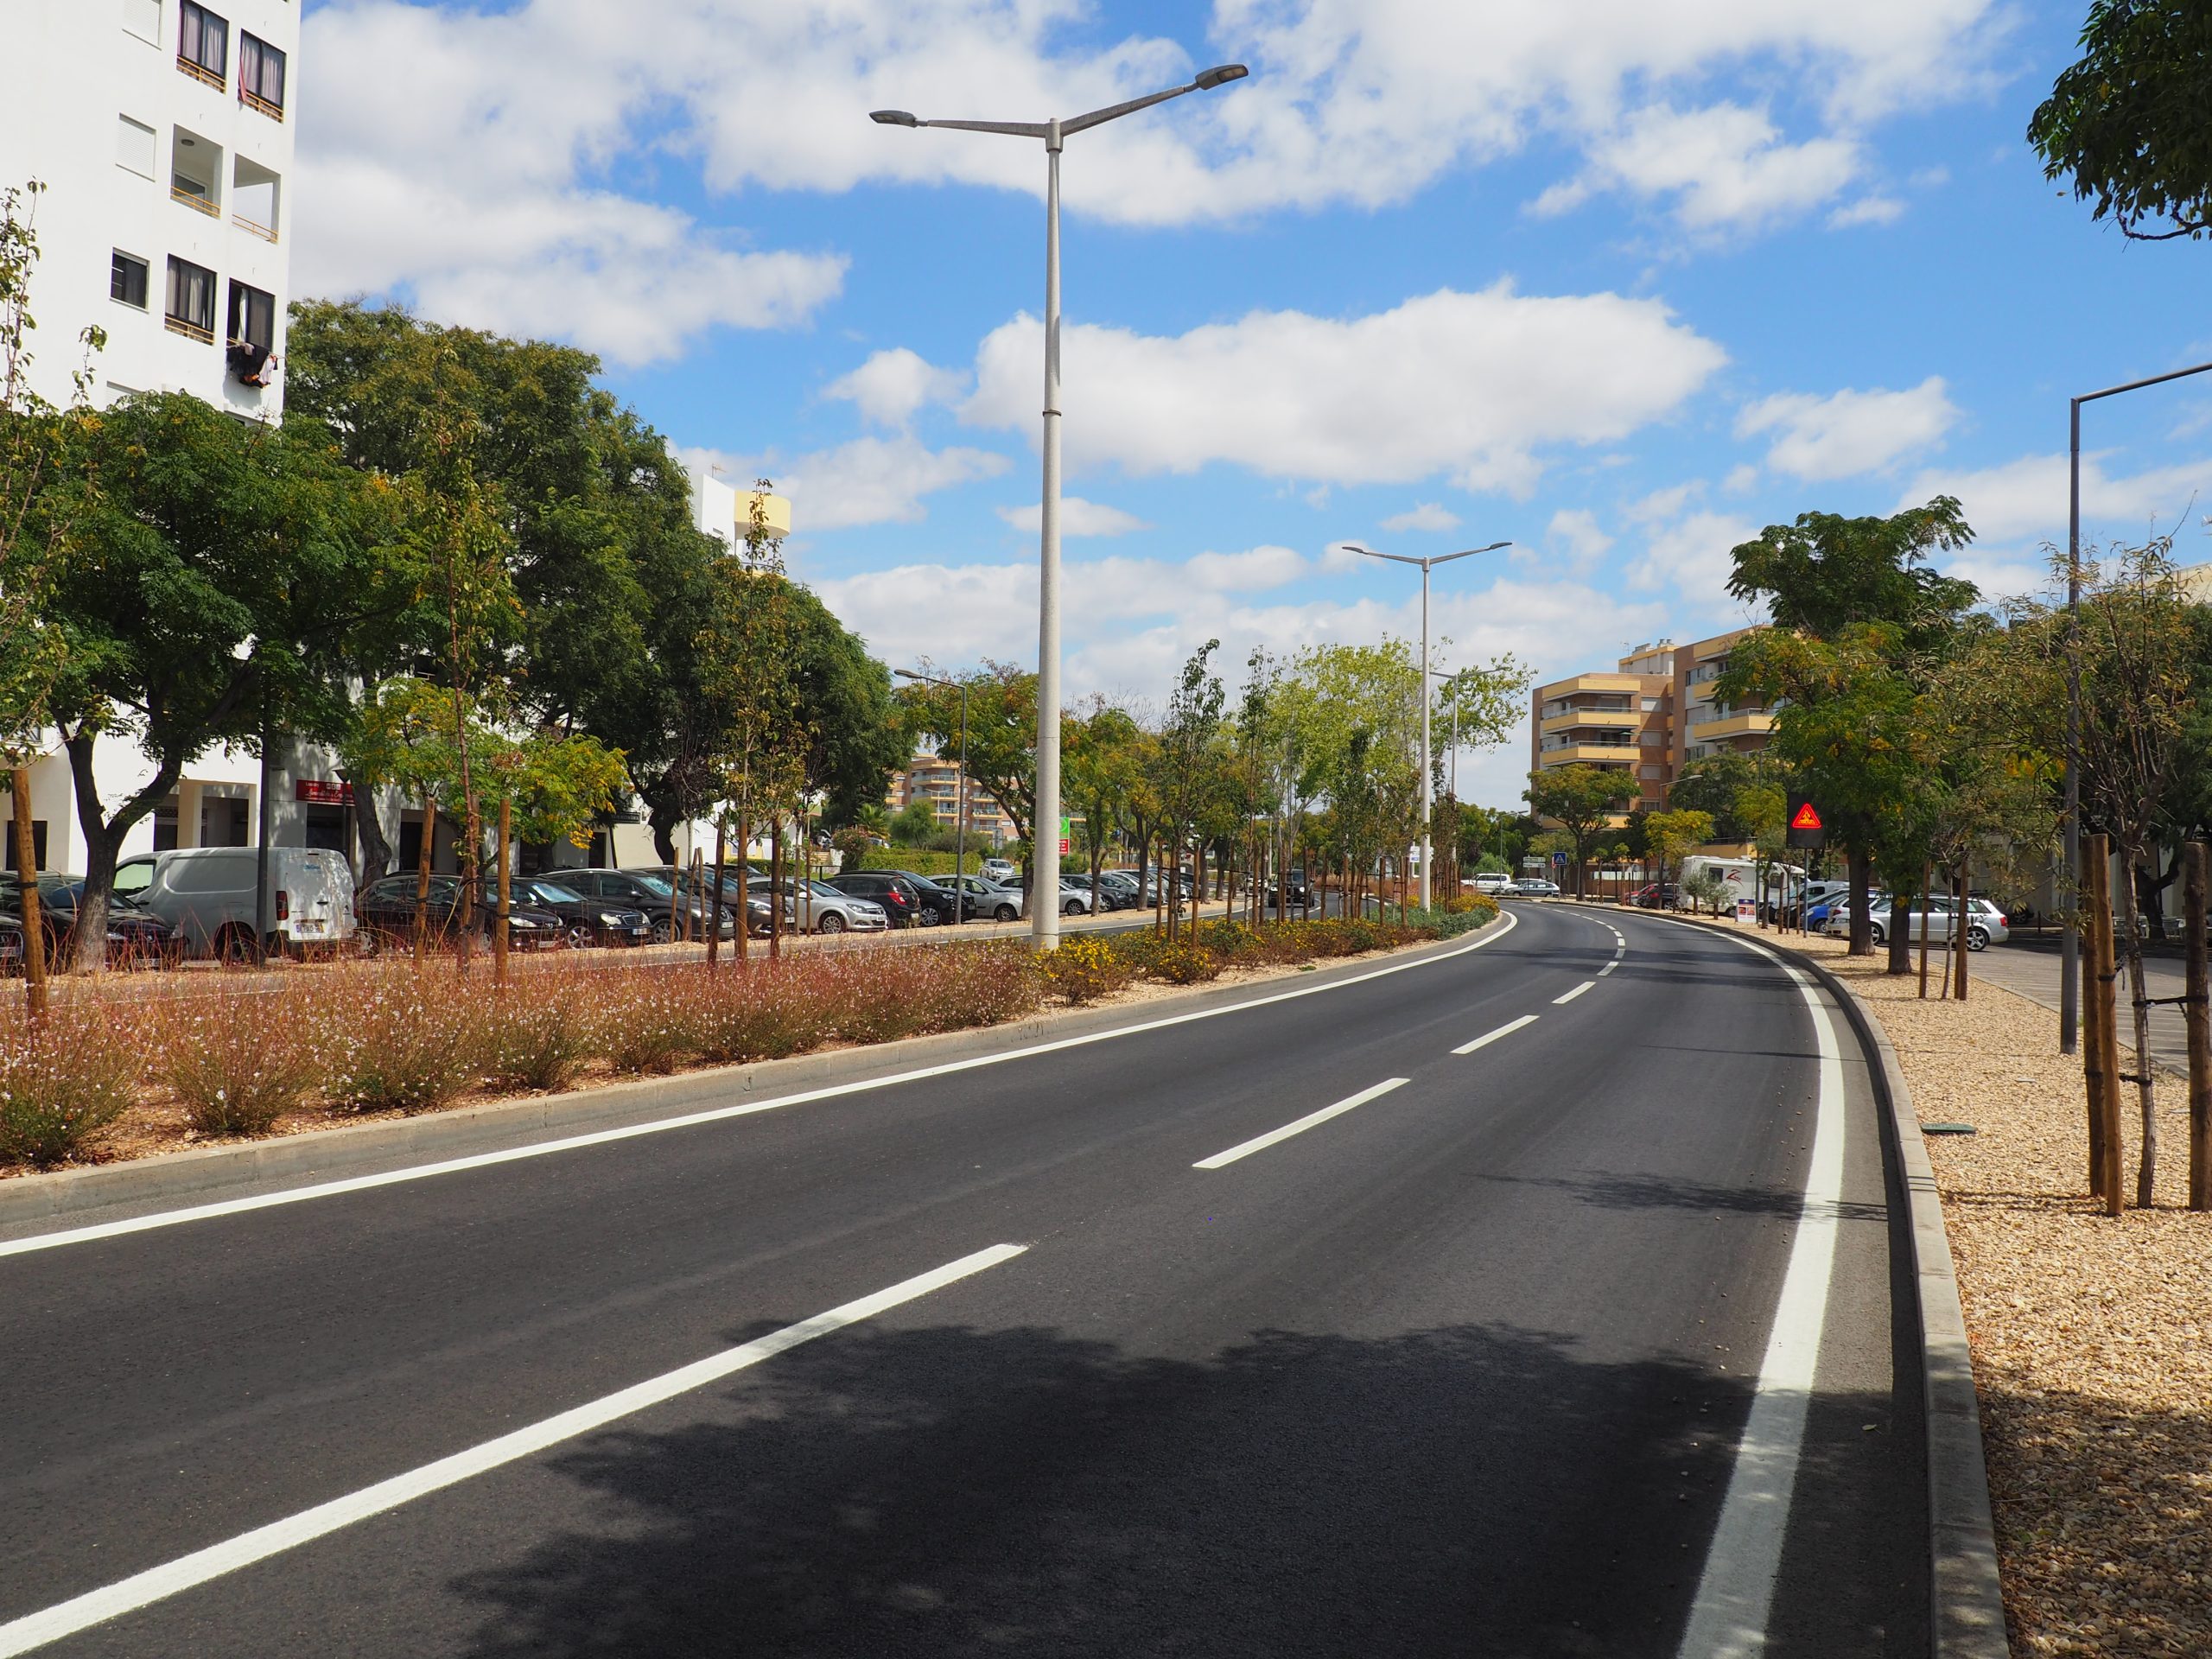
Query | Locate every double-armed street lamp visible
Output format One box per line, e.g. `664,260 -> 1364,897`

895,668 -> 969,918
1341,542 -> 1510,910
870,63 -> 1249,947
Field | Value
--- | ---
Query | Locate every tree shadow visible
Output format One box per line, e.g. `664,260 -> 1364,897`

443,1318 -> 1912,1658
1474,1171 -> 1889,1225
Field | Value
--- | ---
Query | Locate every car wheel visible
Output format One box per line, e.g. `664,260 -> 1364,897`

213,923 -> 259,965
1869,924 -> 1886,947
1967,926 -> 1989,952
994,904 -> 1018,923
818,912 -> 846,935
650,918 -> 674,945
566,925 -> 593,950
918,909 -> 939,927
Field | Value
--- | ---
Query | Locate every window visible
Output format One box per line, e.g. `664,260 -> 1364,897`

238,32 -> 284,118
117,114 -> 157,178
108,251 -> 150,309
165,256 -> 217,342
178,1 -> 226,87
226,279 -> 276,385
123,0 -> 162,45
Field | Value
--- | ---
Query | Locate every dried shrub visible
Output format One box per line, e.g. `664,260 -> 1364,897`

481,977 -> 595,1094
0,1004 -> 143,1166
601,972 -> 704,1074
331,971 -> 485,1113
163,986 -> 327,1135
692,967 -> 833,1065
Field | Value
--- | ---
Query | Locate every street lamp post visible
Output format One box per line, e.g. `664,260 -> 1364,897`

1342,542 -> 1510,910
897,668 -> 969,924
1429,665 -> 1460,895
2060,356 -> 2212,1056
871,63 -> 1249,949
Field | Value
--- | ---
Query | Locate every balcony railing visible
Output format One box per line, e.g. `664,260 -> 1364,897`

171,184 -> 219,217
176,55 -> 224,91
232,213 -> 277,243
240,88 -> 283,122
165,315 -> 215,344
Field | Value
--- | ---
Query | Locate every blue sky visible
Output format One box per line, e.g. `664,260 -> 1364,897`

294,0 -> 2212,807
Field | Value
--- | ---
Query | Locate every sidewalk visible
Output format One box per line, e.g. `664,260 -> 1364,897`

1971,940 -> 2190,1077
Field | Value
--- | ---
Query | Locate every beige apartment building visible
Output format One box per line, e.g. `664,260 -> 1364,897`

887,753 -> 1018,845
1529,641 -> 1677,814
1529,628 -> 1773,815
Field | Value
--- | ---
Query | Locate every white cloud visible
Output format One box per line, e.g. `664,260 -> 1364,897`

1737,376 -> 1959,480
1627,509 -> 1760,608
1899,452 -> 2212,547
296,0 -> 2010,360
1544,507 -> 1615,573
962,284 -> 1726,495
1565,104 -> 1863,234
825,348 -> 967,429
1381,503 -> 1464,534
1827,194 -> 1906,228
681,435 -> 1010,533
995,497 -> 1154,537
1722,463 -> 1760,493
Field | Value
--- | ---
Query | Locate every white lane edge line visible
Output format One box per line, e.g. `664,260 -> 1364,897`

1597,961 -> 1618,977
1451,1014 -> 1539,1055
1552,981 -> 1594,1004
1193,1077 -> 1409,1170
0,1242 -> 1029,1659
1,911 -> 1521,1259
1661,919 -> 1849,1659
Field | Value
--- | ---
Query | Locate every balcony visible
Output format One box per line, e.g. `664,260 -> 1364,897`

177,54 -> 224,92
171,183 -> 219,217
232,213 -> 277,243
241,86 -> 283,122
164,315 -> 215,344
1688,711 -> 1776,743
1537,745 -> 1638,768
1541,708 -> 1639,735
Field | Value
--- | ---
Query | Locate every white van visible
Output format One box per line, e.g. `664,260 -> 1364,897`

1471,871 -> 1515,896
114,847 -> 358,958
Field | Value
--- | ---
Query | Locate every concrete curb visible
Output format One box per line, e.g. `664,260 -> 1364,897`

1584,905 -> 2011,1657
0,919 -> 1501,1233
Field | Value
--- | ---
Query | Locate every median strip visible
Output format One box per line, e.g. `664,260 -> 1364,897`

1452,1014 -> 1538,1055
0,1242 -> 1028,1658
1192,1078 -> 1408,1170
1553,981 -> 1594,1005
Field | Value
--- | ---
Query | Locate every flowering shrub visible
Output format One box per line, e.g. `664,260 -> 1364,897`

0,1006 -> 142,1166
1039,935 -> 1129,1005
600,974 -> 704,1075
330,976 -> 484,1113
481,977 -> 597,1093
1141,939 -> 1222,985
162,987 -> 328,1134
691,967 -> 834,1065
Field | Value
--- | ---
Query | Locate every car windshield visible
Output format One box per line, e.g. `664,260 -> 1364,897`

624,874 -> 675,898
808,881 -> 845,899
525,881 -> 582,904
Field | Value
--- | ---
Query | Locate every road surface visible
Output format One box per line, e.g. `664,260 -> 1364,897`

0,902 -> 1923,1656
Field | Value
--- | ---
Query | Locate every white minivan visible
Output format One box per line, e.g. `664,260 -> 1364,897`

114,847 -> 358,958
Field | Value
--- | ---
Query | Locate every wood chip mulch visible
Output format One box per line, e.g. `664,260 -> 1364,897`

1758,927 -> 2211,1657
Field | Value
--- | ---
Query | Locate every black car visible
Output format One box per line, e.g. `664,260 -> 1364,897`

0,915 -> 22,974
830,870 -> 956,926
0,873 -> 181,967
510,877 -> 653,948
1079,871 -> 1139,911
560,868 -> 741,943
355,874 -> 567,950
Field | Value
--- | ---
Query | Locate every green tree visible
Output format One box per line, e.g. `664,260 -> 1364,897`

1726,499 -> 1976,645
2029,1 -> 2212,242
889,800 -> 941,846
1066,700 -> 1142,909
1525,765 -> 1631,896
899,662 -> 1040,883
1644,808 -> 1715,898
1150,642 -> 1227,934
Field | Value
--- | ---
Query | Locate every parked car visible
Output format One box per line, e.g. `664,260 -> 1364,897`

113,845 -> 356,958
354,874 -> 569,950
0,915 -> 20,974
1471,871 -> 1515,896
0,873 -> 181,967
1851,895 -> 2009,951
878,871 -> 970,925
559,868 -> 737,944
1055,880 -> 1094,917
981,857 -> 1020,886
508,877 -> 654,948
1514,877 -> 1562,898
938,873 -> 1026,922
747,876 -> 889,934
1090,870 -> 1142,910
826,870 -> 939,927
1629,882 -> 1679,910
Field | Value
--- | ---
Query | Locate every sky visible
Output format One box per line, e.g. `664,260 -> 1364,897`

293,0 -> 2212,809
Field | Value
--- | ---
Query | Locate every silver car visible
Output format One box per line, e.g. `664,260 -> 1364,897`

1844,894 -> 2009,950
747,877 -> 888,934
938,873 -> 1026,922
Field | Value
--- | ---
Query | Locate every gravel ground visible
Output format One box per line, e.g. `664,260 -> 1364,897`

1746,925 -> 2211,1656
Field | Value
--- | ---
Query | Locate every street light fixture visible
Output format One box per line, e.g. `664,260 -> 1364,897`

2058,356 -> 2212,1056
870,63 -> 1249,948
896,668 -> 970,922
1340,541 -> 1511,910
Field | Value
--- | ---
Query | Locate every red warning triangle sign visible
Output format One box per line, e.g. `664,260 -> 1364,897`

1789,801 -> 1823,831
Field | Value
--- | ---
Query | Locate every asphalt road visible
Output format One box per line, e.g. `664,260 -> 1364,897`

0,902 -> 1923,1656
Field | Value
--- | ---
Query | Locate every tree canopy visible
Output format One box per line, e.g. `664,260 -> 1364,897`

2029,0 -> 2212,242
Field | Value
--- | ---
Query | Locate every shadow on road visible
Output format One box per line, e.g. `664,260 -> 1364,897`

446,1317 -> 1906,1659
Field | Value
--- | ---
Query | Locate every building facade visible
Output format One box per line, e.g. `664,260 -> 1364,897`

887,753 -> 1017,846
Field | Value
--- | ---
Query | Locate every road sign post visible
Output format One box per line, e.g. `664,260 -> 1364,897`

1786,797 -> 1825,937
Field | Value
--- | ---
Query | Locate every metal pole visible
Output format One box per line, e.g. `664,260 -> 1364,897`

2062,395 -> 2082,1055
1033,119 -> 1063,951
1419,563 -> 1432,912
255,685 -> 274,965
955,678 -> 969,924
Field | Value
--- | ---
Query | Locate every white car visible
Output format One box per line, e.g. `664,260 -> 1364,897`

1512,877 -> 1561,898
1834,894 -> 2008,950
1471,871 -> 1515,895
981,857 -> 1020,886
114,846 -> 357,958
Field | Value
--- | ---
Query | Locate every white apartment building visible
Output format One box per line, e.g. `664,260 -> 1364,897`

0,0 -> 336,879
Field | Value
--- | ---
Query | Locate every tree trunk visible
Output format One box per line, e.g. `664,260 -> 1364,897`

493,798 -> 511,987
345,770 -> 392,886
1917,861 -> 1933,998
1952,868 -> 1969,1001
769,819 -> 783,960
2185,842 -> 2209,1211
1847,846 -> 1873,957
736,809 -> 750,969
2115,851 -> 2158,1207
414,804 -> 436,963
11,766 -> 48,1018
2082,836 -> 2113,1202
709,817 -> 728,970
1886,868 -> 1914,976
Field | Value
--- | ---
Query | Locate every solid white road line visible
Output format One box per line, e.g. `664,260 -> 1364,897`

1673,931 -> 1848,1659
1552,981 -> 1594,1005
1597,961 -> 1618,978
1,910 -> 1522,1260
1452,1014 -> 1539,1056
0,1243 -> 1028,1658
1192,1078 -> 1408,1170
